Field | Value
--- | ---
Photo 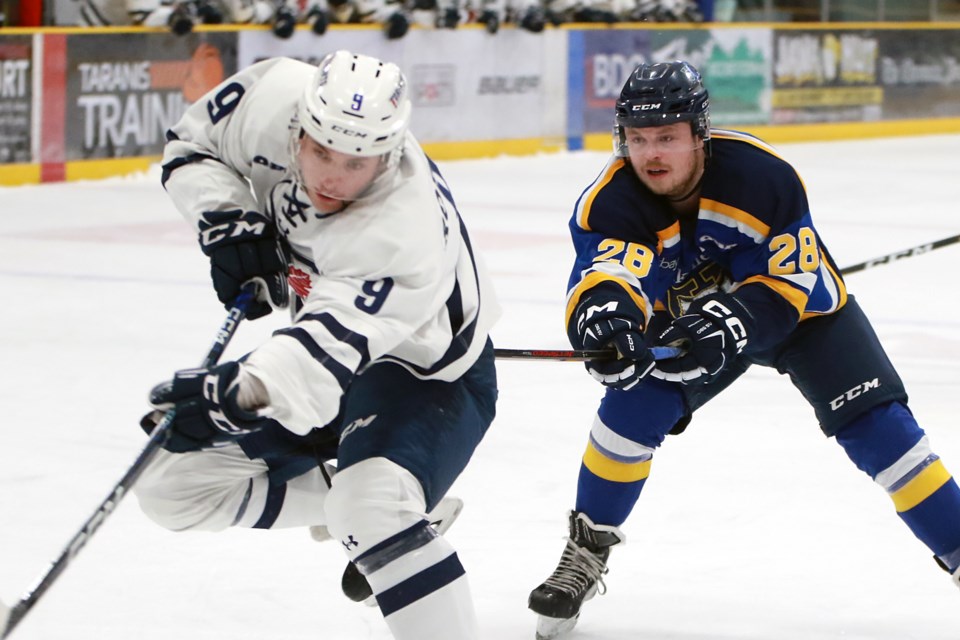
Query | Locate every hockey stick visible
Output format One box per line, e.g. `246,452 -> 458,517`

495,231 -> 960,362
494,345 -> 681,362
0,285 -> 256,639
837,232 -> 960,275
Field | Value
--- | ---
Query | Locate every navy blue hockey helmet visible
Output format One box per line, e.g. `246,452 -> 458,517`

613,60 -> 710,157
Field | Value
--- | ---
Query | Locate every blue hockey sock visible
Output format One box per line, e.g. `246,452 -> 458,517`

574,437 -> 652,526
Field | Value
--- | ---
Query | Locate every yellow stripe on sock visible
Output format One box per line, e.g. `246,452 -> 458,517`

582,442 -> 652,483
891,459 -> 952,512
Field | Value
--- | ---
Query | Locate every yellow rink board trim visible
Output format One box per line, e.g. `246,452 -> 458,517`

0,164 -> 41,186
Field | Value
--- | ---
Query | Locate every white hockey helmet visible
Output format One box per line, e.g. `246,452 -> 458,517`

298,50 -> 412,158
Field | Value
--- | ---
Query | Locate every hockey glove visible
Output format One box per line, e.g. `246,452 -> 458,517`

141,362 -> 277,453
384,11 -> 410,39
478,9 -> 500,34
651,293 -> 751,384
272,5 -> 297,38
519,6 -> 546,32
306,5 -> 330,34
199,210 -> 289,320
572,294 -> 655,390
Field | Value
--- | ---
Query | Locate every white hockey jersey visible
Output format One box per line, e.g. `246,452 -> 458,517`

161,57 -> 500,436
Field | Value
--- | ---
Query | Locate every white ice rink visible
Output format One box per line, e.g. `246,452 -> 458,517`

1,134 -> 959,639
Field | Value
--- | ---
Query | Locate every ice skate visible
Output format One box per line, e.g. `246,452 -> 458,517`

318,496 -> 465,606
528,511 -> 624,639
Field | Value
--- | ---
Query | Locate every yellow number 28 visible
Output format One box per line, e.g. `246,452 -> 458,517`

768,227 -> 819,275
594,239 -> 655,278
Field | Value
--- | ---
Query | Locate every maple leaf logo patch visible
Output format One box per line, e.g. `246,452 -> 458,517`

288,266 -> 312,298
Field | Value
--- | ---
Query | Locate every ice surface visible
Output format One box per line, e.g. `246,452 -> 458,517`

1,135 -> 959,639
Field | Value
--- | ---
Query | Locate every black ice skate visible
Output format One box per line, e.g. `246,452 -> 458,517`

528,511 -> 625,640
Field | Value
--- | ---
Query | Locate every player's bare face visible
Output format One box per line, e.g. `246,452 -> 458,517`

625,124 -> 704,200
297,136 -> 382,213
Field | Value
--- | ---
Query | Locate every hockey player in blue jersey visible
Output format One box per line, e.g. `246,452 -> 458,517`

134,50 -> 499,639
527,60 -> 960,639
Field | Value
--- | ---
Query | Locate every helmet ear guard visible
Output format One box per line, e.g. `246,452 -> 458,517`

612,60 -> 711,158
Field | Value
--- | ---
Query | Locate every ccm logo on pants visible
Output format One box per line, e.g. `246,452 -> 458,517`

830,378 -> 880,411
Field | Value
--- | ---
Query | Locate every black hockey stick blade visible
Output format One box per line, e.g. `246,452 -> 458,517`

0,284 -> 257,639
494,345 -> 681,361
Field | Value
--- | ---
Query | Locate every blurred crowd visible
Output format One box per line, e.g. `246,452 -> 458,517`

72,0 -> 705,38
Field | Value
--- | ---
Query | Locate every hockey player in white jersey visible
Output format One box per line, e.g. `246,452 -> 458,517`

134,50 -> 499,639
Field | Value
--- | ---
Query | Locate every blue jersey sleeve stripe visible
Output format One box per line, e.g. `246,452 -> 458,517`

299,311 -> 371,369
272,326 -> 355,391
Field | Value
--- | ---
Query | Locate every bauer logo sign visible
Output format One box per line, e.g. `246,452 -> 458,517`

64,33 -> 238,160
0,36 -> 33,164
477,75 -> 540,95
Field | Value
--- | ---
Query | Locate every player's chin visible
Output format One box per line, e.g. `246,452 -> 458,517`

641,172 -> 673,193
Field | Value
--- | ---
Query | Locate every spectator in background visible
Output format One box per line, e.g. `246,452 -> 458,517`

71,0 -> 417,38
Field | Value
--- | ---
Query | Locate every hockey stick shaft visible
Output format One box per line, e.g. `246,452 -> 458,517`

0,285 -> 256,639
838,232 -> 960,275
494,345 -> 681,362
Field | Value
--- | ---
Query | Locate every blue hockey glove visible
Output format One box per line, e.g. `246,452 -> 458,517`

572,294 -> 655,390
652,293 -> 751,384
198,210 -> 289,320
141,362 -> 277,453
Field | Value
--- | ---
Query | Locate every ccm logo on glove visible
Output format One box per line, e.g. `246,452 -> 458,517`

200,215 -> 269,248
701,299 -> 748,353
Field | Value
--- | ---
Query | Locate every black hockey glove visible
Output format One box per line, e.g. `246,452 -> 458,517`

519,6 -> 546,32
306,6 -> 329,34
436,7 -> 459,28
652,293 -> 751,384
141,362 -> 277,453
571,293 -> 655,390
272,4 -> 297,38
478,9 -> 499,34
198,210 -> 289,320
384,11 -> 410,39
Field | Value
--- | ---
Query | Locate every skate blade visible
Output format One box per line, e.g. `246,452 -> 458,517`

535,613 -> 579,640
